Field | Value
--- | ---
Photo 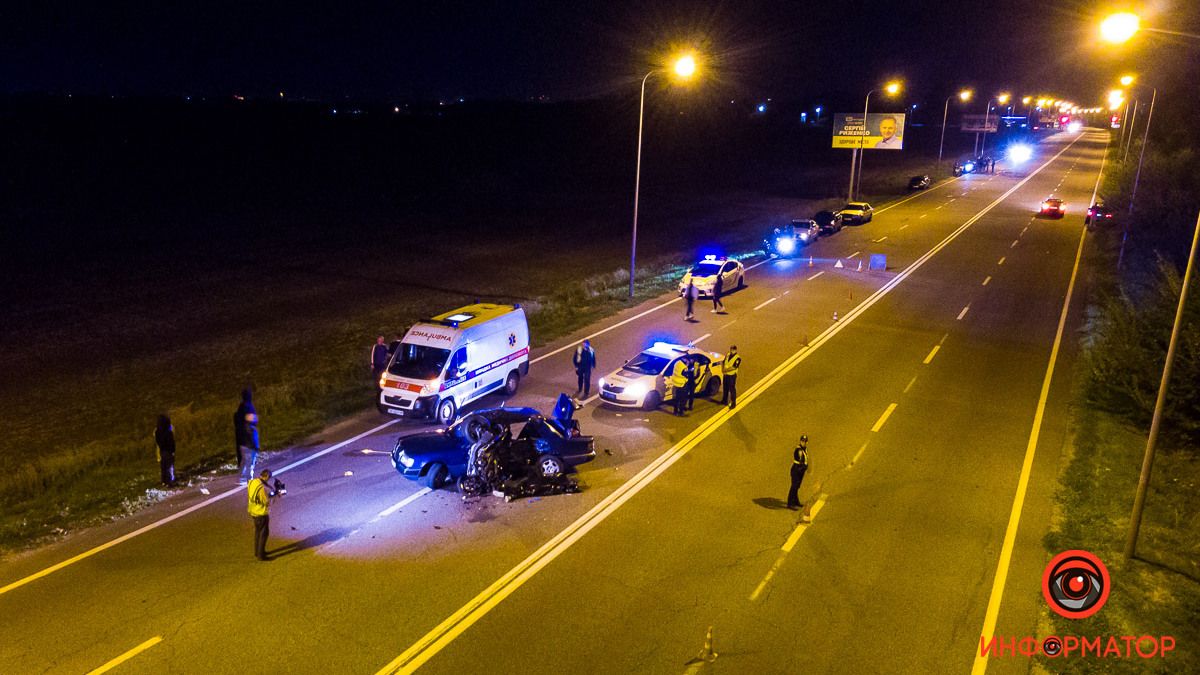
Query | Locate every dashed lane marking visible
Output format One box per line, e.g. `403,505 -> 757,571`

957,305 -> 971,320
87,636 -> 162,675
692,332 -> 712,344
873,236 -> 889,243
848,250 -> 861,259
753,297 -> 777,311
982,276 -> 992,286
997,256 -> 1006,266
374,489 -> 433,521
850,442 -> 869,467
748,498 -> 828,602
871,403 -> 899,432
898,224 -> 909,230
1011,239 -> 1019,248
903,375 -> 918,394
923,345 -> 941,364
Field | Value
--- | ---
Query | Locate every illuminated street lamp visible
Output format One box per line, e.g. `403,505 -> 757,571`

849,80 -> 902,200
1100,12 -> 1140,43
1119,74 -> 1135,86
978,93 -> 1009,156
938,89 -> 972,164
629,53 -> 698,298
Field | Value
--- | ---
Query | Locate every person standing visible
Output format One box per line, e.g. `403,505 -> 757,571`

235,388 -> 260,485
787,435 -> 810,510
684,280 -> 697,321
683,358 -> 698,411
154,414 -> 176,487
573,339 -> 597,397
247,468 -> 276,561
711,274 -> 725,313
670,358 -> 689,416
721,345 -> 741,408
370,335 -> 389,385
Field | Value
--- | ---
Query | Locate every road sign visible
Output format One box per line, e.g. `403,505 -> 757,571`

961,114 -> 998,133
832,112 -> 906,150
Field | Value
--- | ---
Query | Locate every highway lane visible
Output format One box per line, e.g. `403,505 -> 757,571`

0,134 -> 1080,673
379,131 -> 1105,673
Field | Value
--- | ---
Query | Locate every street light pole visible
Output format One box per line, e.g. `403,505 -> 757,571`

1125,210 -> 1200,560
938,95 -> 952,164
848,89 -> 875,201
854,90 -> 874,199
980,100 -> 995,156
629,70 -> 654,299
1129,87 -> 1157,212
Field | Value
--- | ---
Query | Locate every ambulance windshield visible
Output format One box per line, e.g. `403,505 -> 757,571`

389,343 -> 451,380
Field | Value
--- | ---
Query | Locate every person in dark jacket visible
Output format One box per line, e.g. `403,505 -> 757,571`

787,435 -> 810,510
155,414 -> 176,487
683,358 -> 699,411
711,275 -> 725,313
684,281 -> 698,321
573,340 -> 597,397
370,335 -> 389,385
235,388 -> 261,485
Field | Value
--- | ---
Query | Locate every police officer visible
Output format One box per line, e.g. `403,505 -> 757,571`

670,358 -> 689,416
787,435 -> 809,510
683,358 -> 698,411
573,339 -> 597,397
248,468 -> 278,561
721,345 -> 741,408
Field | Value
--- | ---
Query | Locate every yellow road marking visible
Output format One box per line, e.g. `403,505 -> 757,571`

87,636 -> 162,675
849,441 -> 870,466
923,345 -> 941,364
982,276 -> 991,286
871,403 -> 898,432
997,256 -> 1006,266
749,498 -> 828,601
903,375 -> 918,394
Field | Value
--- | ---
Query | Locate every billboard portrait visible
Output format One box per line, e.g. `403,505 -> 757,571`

832,113 -> 906,150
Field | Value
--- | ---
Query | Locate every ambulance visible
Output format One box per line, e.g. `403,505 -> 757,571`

378,303 -> 530,424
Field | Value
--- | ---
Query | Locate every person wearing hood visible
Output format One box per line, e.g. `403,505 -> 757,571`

154,414 -> 177,487
235,388 -> 261,485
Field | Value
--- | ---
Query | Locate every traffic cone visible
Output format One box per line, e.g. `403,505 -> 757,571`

697,626 -> 718,663
808,255 -> 814,267
857,259 -> 863,272
832,311 -> 839,321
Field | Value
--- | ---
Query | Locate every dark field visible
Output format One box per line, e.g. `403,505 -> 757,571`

0,94 -> 989,547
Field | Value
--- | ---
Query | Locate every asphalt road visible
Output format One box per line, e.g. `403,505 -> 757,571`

0,130 -> 1106,674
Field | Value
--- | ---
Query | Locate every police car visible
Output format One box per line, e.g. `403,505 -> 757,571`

678,255 -> 745,298
598,342 -> 725,411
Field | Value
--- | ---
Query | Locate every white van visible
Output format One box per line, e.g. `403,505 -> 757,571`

378,303 -> 530,424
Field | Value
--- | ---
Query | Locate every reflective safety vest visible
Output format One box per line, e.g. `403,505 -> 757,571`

793,446 -> 809,467
670,360 -> 689,388
248,478 -> 271,517
725,354 -> 741,375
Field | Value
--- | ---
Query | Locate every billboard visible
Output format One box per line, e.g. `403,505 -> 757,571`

832,113 -> 906,150
961,114 -> 999,133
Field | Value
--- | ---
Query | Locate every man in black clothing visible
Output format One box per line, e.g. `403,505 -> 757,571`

155,414 -> 176,487
683,359 -> 698,411
235,388 -> 261,485
371,335 -> 389,385
573,339 -> 597,397
711,275 -> 725,313
787,435 -> 809,510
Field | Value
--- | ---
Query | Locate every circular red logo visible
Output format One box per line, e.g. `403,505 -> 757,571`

1042,550 -> 1110,619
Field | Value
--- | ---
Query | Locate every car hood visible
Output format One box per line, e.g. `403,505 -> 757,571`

395,430 -> 466,459
603,370 -> 655,387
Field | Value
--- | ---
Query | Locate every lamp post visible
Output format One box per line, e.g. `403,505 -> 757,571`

979,93 -> 1009,157
628,54 -> 696,299
939,89 -> 972,165
849,80 -> 901,201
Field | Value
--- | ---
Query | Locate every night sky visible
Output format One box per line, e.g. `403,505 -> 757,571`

2,1 -> 1194,104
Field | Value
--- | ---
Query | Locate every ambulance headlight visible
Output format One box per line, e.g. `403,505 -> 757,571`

776,237 -> 796,254
625,382 -> 648,399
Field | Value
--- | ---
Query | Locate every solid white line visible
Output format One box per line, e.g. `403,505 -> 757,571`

87,636 -> 162,675
923,345 -> 941,364
972,141 -> 1099,675
957,305 -> 971,320
807,271 -> 825,281
691,332 -> 712,344
848,251 -> 861,259
871,403 -> 898,432
982,276 -> 992,286
0,418 -> 402,596
375,488 -> 433,520
375,137 -> 1081,675
753,297 -> 777,311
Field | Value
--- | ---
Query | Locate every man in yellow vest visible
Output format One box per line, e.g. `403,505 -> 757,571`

721,345 -> 741,408
248,468 -> 276,561
670,358 -> 690,416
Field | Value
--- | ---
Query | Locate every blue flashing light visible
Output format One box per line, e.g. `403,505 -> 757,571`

776,237 -> 796,254
815,106 -> 822,113
964,161 -> 976,172
757,104 -> 766,113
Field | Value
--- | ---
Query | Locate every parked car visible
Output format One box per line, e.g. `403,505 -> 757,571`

836,202 -> 874,224
598,342 -> 724,411
391,399 -> 594,489
908,174 -> 931,190
1039,198 -> 1066,219
813,210 -> 843,235
764,220 -> 820,257
678,255 -> 745,297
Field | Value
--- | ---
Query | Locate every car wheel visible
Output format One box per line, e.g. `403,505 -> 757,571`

736,273 -> 745,290
705,375 -> 721,398
436,398 -> 457,426
537,455 -> 565,477
504,370 -> 520,396
642,391 -> 662,412
421,462 -> 449,490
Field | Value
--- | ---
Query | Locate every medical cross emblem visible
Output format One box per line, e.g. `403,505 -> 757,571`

508,333 -> 516,347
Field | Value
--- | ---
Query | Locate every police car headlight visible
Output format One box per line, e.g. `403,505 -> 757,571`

398,451 -> 414,468
776,238 -> 796,253
625,382 -> 648,399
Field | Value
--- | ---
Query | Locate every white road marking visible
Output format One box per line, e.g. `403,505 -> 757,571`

997,256 -> 1006,266
898,224 -> 909,231
848,251 -> 861,259
1010,239 -> 1019,248
982,276 -> 992,286
87,636 -> 162,675
0,417 -> 403,596
753,297 -> 777,311
807,271 -> 825,281
692,333 -> 712,344
920,214 -> 927,218
1020,226 -> 1028,236
579,393 -> 600,406
957,305 -> 971,320
923,345 -> 941,364
871,403 -> 898,432
374,489 -> 433,521
873,236 -> 889,243
374,138 -> 1083,675
934,205 -> 944,210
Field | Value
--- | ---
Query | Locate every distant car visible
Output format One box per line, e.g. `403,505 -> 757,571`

764,220 -> 820,257
678,255 -> 745,297
908,175 -> 931,190
1040,198 -> 1066,218
1085,202 -> 1115,225
836,202 -> 874,224
812,210 -> 843,235
598,342 -> 725,411
391,403 -> 594,489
